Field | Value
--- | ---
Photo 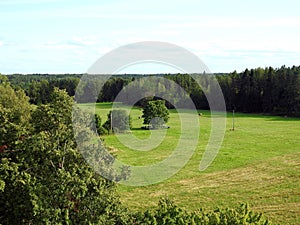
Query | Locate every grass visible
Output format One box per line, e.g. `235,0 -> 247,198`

80,102 -> 300,224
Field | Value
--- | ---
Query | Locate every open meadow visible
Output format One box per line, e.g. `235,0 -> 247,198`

80,102 -> 300,224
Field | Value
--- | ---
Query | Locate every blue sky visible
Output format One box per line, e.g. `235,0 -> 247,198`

0,0 -> 300,74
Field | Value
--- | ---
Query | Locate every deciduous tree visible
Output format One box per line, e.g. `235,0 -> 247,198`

142,100 -> 169,129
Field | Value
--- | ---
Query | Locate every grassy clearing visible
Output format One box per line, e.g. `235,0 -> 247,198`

80,103 -> 300,224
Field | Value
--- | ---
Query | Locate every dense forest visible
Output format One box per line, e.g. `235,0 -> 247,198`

6,65 -> 300,116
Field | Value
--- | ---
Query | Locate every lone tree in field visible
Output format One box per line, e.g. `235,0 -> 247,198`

142,100 -> 169,129
103,109 -> 132,133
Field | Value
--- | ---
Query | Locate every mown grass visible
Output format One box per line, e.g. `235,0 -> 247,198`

80,102 -> 300,224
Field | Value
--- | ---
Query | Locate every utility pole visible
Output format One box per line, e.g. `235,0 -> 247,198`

232,109 -> 235,131
110,111 -> 113,133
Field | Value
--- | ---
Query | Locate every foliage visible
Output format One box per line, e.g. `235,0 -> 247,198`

132,198 -> 272,225
4,65 -> 300,116
142,100 -> 169,129
7,74 -> 80,104
103,109 -> 132,133
98,77 -> 131,102
0,75 -> 32,148
0,85 -> 129,224
95,113 -> 108,135
216,66 -> 300,115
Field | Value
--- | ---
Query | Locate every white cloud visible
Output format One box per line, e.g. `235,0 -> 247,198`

0,40 -> 18,47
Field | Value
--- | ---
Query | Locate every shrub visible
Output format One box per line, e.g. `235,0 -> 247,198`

130,198 -> 272,225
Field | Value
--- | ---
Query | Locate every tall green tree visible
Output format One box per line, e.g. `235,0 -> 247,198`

0,75 -> 32,148
0,87 -> 130,224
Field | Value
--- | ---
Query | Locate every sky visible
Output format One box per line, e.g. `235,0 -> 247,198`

0,0 -> 300,74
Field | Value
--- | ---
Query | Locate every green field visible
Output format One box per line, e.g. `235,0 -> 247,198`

81,102 -> 300,224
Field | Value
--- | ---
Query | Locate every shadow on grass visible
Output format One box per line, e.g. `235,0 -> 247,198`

130,127 -> 144,131
265,116 -> 300,122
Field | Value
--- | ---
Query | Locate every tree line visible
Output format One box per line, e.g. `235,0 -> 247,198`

217,65 -> 300,115
5,65 -> 300,116
7,74 -> 81,104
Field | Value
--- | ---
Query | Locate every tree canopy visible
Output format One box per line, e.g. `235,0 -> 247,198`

142,100 -> 169,129
0,84 -> 128,224
0,75 -> 32,148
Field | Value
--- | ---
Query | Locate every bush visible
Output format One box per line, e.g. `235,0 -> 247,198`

94,114 -> 109,135
130,198 -> 272,225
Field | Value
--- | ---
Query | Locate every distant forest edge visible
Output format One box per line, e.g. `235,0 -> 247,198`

4,65 -> 300,116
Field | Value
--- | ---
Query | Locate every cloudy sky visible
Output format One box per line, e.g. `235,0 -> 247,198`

0,0 -> 300,74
